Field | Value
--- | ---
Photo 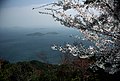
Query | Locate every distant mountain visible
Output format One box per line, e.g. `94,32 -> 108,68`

26,32 -> 59,36
26,32 -> 45,36
46,32 -> 59,35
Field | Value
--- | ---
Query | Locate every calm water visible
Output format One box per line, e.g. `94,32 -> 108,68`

0,26 -> 92,64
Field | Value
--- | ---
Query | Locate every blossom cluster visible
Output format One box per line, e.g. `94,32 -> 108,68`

33,0 -> 120,74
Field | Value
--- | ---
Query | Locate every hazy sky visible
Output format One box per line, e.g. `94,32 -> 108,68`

0,0 -> 61,28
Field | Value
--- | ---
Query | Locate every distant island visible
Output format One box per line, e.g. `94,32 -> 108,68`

46,32 -> 59,35
26,32 -> 45,36
26,32 -> 59,36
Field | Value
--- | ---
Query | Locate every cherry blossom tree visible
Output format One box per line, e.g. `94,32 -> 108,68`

33,0 -> 120,74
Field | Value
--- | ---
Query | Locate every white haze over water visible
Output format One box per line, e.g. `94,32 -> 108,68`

0,4 -> 61,28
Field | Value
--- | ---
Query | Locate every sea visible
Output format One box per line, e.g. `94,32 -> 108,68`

0,26 -> 92,64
